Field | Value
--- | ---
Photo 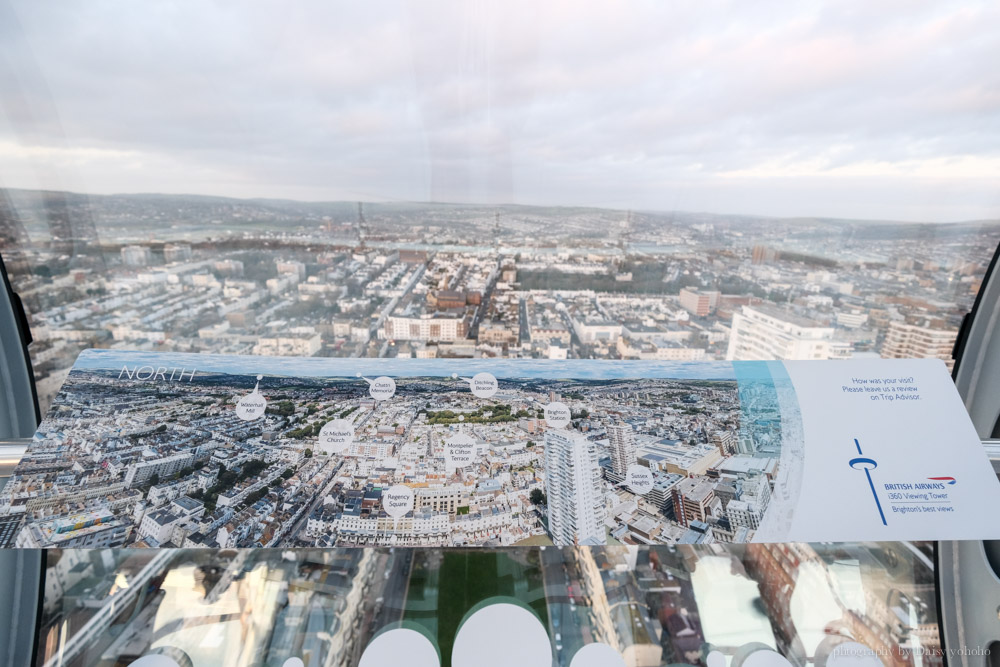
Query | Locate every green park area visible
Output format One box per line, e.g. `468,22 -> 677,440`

404,551 -> 549,666
423,403 -> 529,425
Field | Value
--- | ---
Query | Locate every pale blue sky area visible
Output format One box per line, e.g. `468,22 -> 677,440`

74,349 -> 738,381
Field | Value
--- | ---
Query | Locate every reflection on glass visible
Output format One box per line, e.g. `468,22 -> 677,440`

0,190 -> 1000,413
689,555 -> 774,652
36,543 -> 940,667
3,213 -> 994,417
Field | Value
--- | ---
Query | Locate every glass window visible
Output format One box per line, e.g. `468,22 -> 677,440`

1,5 -> 996,667
0,4 -> 997,415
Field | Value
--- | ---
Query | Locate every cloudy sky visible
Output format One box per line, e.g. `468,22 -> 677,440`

1,1 -> 999,221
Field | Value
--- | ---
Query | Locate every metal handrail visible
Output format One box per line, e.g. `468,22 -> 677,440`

985,438 -> 1000,474
0,438 -> 29,479
2,437 -> 999,477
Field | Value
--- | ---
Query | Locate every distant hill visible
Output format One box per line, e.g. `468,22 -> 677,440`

2,187 -> 997,247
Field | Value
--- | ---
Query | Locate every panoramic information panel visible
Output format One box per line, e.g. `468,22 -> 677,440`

2,350 -> 998,549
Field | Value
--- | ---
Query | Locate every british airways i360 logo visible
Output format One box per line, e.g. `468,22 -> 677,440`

850,439 -> 958,526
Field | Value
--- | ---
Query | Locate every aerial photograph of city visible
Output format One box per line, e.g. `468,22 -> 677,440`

3,350 -> 802,550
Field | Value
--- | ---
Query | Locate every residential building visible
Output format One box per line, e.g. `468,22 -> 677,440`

726,304 -> 851,360
15,510 -> 128,548
121,245 -> 152,267
679,288 -> 720,317
123,452 -> 195,488
416,486 -> 465,515
607,421 -> 637,476
725,474 -> 771,531
645,473 -> 684,514
163,243 -> 193,263
881,319 -> 957,370
671,478 -> 718,527
254,331 -> 322,356
545,430 -> 605,546
138,509 -> 183,545
384,313 -> 468,342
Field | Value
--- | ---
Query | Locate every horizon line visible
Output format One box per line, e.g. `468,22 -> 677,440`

3,185 -> 998,227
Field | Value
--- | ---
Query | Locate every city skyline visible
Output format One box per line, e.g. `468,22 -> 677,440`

1,190 -> 988,420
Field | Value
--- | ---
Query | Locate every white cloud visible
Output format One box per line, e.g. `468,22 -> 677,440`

1,0 -> 998,220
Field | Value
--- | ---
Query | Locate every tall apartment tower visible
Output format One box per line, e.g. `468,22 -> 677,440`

544,430 -> 605,546
880,319 -> 957,371
607,421 -> 637,476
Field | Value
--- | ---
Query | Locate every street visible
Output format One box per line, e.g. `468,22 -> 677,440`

540,547 -> 593,666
